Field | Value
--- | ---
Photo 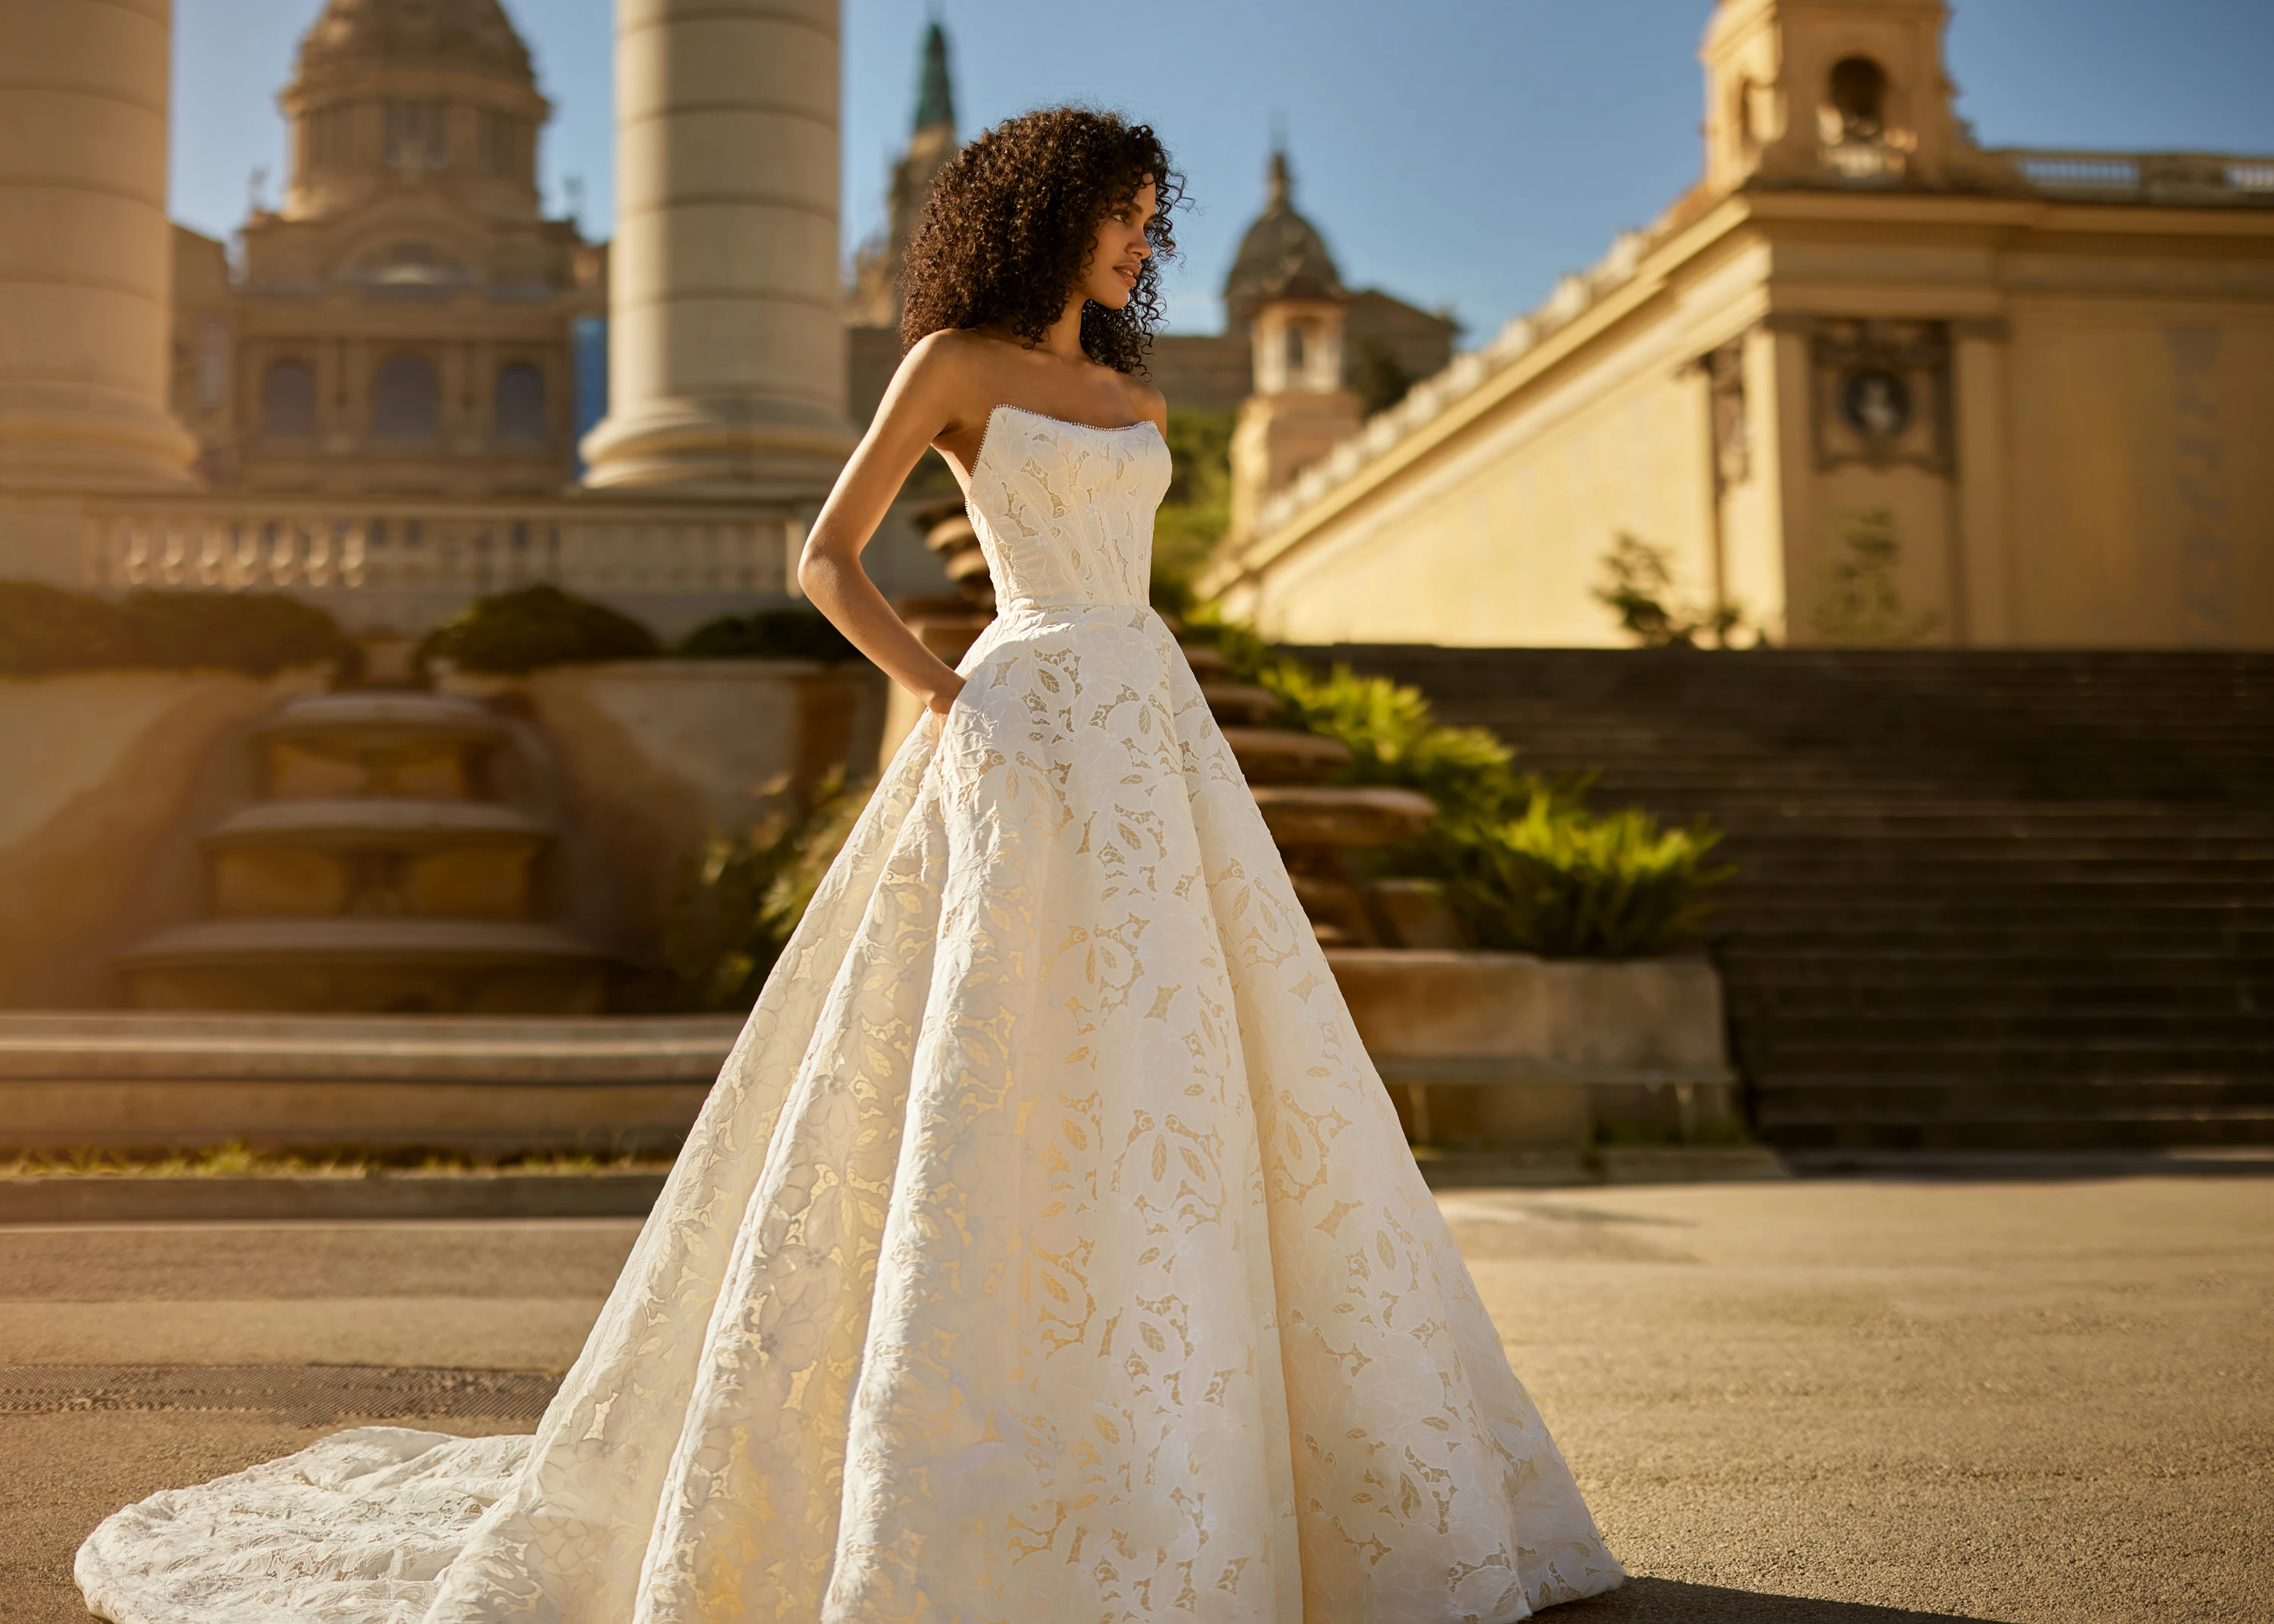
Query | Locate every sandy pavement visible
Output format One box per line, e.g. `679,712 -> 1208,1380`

3,1177 -> 2266,1622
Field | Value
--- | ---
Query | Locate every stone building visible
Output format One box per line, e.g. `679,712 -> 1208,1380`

1200,0 -> 2274,650
1149,153 -> 1458,419
169,0 -> 603,497
0,0 -> 875,641
842,30 -> 1456,429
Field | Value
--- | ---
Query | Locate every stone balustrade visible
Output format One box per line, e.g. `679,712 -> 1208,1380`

74,496 -> 797,636
2001,148 -> 2274,202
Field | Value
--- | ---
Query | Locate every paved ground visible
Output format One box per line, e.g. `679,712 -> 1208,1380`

4,1178 -> 2268,1622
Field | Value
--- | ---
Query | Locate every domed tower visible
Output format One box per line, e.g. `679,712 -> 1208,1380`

1222,152 -> 1347,336
1225,152 -> 1361,545
280,0 -> 550,225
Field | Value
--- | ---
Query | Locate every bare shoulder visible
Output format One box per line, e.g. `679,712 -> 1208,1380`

886,330 -> 1000,436
895,328 -> 986,393
1118,373 -> 1169,434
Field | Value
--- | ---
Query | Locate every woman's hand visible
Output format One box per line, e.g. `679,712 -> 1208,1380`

925,675 -> 966,741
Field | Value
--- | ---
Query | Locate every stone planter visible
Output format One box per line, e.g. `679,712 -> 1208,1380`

1327,949 -> 1736,1149
0,666 -> 331,1007
438,659 -> 887,954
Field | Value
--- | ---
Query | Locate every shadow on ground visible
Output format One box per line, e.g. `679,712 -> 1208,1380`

1559,1578 -> 2007,1622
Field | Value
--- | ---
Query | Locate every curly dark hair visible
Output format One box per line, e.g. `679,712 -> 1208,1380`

899,107 -> 1182,375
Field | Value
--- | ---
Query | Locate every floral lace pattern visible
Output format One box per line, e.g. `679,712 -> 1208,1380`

77,407 -> 1622,1623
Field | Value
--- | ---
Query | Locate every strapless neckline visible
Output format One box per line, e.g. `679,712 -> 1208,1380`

973,401 -> 1160,484
960,399 -> 1171,612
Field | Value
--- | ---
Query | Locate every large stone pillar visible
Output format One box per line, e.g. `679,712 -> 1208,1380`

0,0 -> 197,493
581,0 -> 855,496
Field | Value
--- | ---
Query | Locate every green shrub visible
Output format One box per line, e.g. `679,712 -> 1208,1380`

1265,661 -> 1524,827
1151,410 -> 1235,615
1436,781 -> 1734,959
662,770 -> 873,1011
675,608 -> 857,663
0,582 -> 359,678
417,584 -> 659,674
1593,532 -> 1749,648
1186,605 -> 1735,957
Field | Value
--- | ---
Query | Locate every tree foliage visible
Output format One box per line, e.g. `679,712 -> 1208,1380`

1593,533 -> 1749,649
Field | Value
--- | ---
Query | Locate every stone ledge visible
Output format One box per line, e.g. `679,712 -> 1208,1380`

0,1172 -> 669,1225
0,1012 -> 743,1082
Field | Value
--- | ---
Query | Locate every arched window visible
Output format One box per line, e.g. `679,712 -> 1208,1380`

1285,323 -> 1307,381
261,359 -> 317,439
1829,56 -> 1887,142
371,353 -> 440,441
494,362 -> 547,443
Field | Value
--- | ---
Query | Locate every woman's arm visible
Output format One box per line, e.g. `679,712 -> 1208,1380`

797,338 -> 974,731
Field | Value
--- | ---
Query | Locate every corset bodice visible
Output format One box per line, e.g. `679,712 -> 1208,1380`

963,403 -> 1171,612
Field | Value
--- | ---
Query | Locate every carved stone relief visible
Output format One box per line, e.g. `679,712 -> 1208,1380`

1702,338 -> 1749,495
1787,317 -> 1955,476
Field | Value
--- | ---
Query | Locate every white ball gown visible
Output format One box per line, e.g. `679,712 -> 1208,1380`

77,404 -> 1624,1623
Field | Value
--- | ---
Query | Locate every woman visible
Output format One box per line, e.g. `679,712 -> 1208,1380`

77,108 -> 1622,1623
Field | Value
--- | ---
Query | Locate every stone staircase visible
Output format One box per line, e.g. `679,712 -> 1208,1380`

1299,647 -> 2274,1159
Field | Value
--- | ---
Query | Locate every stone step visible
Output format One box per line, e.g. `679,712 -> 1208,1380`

1314,646 -> 2274,1158
1739,1010 -> 2274,1044
1755,1077 -> 2274,1115
1725,953 -> 2274,974
1727,984 -> 2272,1015
1759,1111 -> 2274,1153
1738,1043 -> 2274,1078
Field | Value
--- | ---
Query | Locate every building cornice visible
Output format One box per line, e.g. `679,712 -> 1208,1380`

1199,175 -> 2274,600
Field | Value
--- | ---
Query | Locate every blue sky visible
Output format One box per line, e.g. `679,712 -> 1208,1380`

171,0 -> 2274,340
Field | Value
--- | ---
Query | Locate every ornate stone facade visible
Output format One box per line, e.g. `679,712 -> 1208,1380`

170,0 -> 603,499
1202,0 -> 2274,651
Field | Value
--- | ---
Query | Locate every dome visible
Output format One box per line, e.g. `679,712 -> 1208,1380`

1222,152 -> 1345,330
294,0 -> 536,89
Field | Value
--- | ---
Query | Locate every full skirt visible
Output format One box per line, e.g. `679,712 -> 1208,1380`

77,604 -> 1623,1623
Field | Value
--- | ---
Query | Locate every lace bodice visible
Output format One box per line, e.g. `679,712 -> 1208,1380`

965,402 -> 1170,611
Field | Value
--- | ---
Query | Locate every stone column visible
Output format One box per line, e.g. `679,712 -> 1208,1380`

0,0 -> 196,493
1951,318 -> 2013,646
581,0 -> 855,496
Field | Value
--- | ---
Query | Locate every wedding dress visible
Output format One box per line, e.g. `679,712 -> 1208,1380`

77,404 -> 1624,1624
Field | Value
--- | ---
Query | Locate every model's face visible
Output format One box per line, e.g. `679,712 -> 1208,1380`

1080,178 -> 1157,310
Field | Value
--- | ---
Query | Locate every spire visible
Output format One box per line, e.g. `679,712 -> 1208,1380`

1223,144 -> 1344,330
913,20 -> 954,135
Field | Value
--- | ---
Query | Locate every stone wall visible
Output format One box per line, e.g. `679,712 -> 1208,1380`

0,668 -> 330,1006
0,659 -> 886,1008
437,659 -> 888,954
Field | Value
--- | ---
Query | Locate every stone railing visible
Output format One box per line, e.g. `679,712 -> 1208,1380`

74,495 -> 797,634
2000,149 -> 2274,204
